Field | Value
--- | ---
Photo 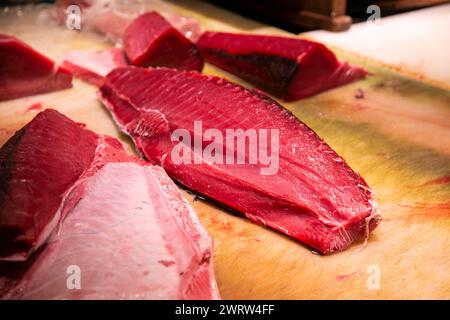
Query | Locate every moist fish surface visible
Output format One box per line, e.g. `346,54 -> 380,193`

99,66 -> 380,254
123,12 -> 203,71
197,32 -> 367,101
0,34 -> 72,101
1,163 -> 219,299
62,48 -> 128,86
0,109 -> 219,299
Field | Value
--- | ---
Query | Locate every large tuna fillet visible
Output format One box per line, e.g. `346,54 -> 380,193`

0,35 -> 72,102
99,67 -> 380,254
197,32 -> 368,101
124,12 -> 203,71
0,109 -> 219,299
62,48 -> 128,86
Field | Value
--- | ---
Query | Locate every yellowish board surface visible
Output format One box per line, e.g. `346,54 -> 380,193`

0,1 -> 449,299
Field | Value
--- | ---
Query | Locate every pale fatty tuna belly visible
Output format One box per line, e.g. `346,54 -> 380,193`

3,162 -> 218,300
62,48 -> 128,87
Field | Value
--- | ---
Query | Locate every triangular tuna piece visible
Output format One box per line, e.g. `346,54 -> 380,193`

99,66 -> 380,255
124,12 -> 204,71
197,32 -> 368,101
62,48 -> 128,86
0,34 -> 72,102
0,109 -> 219,299
0,109 -> 102,261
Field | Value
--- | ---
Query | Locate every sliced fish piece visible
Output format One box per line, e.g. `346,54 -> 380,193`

0,109 -> 104,261
197,32 -> 367,101
0,34 -> 72,102
124,12 -> 203,71
99,67 -> 380,254
0,109 -> 219,299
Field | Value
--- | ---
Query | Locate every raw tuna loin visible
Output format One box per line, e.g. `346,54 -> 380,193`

99,67 -> 380,255
0,109 -> 102,261
197,32 -> 367,101
0,34 -> 72,102
124,12 -> 203,71
0,109 -> 219,299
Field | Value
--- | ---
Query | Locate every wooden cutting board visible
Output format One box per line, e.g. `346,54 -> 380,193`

0,1 -> 448,299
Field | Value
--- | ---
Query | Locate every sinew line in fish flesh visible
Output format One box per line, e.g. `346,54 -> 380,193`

0,109 -> 219,299
197,32 -> 367,101
0,34 -> 72,102
99,67 -> 380,254
124,12 -> 204,71
62,48 -> 128,87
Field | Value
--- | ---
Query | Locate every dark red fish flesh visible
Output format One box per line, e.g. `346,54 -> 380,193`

124,12 -> 203,71
197,32 -> 367,101
0,34 -> 72,102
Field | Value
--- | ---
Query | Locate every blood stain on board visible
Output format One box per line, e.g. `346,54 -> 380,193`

25,102 -> 43,113
420,176 -> 450,187
336,271 -> 358,281
354,88 -> 365,99
397,202 -> 450,220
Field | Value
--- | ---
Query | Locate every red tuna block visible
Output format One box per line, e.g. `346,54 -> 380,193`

0,34 -> 72,102
197,32 -> 368,101
99,67 -> 380,254
0,109 -> 124,261
62,48 -> 128,86
123,12 -> 203,71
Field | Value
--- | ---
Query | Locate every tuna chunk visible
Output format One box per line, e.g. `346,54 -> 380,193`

0,109 -> 101,261
62,48 -> 128,86
0,109 -> 219,299
197,32 -> 367,101
99,67 -> 380,254
0,34 -> 72,101
54,1 -> 202,42
124,12 -> 203,71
